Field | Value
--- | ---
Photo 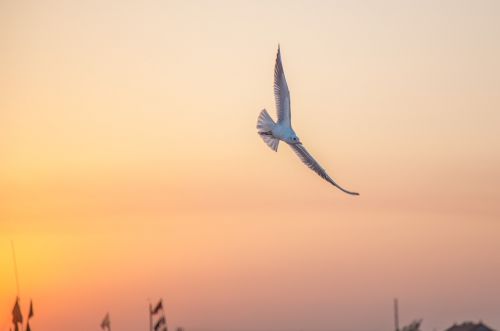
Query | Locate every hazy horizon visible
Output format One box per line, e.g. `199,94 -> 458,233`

1,1 -> 500,331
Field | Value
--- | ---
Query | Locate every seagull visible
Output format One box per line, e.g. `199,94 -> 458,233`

257,46 -> 359,196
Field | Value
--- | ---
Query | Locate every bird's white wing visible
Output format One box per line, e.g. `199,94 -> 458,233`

274,46 -> 291,126
289,143 -> 359,195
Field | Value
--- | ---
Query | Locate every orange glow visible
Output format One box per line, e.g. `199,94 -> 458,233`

1,1 -> 500,331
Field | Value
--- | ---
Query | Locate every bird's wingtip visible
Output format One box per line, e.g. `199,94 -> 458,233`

332,181 -> 359,196
346,189 -> 360,196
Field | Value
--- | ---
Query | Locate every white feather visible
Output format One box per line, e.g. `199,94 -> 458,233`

257,109 -> 279,151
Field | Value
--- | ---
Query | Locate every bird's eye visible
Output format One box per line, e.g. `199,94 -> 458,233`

293,137 -> 297,141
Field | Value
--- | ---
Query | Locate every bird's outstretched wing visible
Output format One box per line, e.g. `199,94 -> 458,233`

289,143 -> 359,195
274,46 -> 291,126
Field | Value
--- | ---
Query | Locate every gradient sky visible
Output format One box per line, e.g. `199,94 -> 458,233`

1,1 -> 500,331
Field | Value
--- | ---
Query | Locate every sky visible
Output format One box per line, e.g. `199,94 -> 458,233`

1,0 -> 500,330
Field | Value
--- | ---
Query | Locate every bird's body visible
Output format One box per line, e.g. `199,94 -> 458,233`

257,46 -> 359,196
271,123 -> 296,142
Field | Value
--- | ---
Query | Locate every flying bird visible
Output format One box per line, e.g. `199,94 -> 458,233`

257,46 -> 359,196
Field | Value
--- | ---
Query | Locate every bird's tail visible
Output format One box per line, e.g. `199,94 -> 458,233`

257,109 -> 279,151
257,109 -> 275,132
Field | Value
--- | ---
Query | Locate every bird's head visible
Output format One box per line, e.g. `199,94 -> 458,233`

288,135 -> 301,145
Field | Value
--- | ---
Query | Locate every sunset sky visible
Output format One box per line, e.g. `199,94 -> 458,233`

1,1 -> 500,331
